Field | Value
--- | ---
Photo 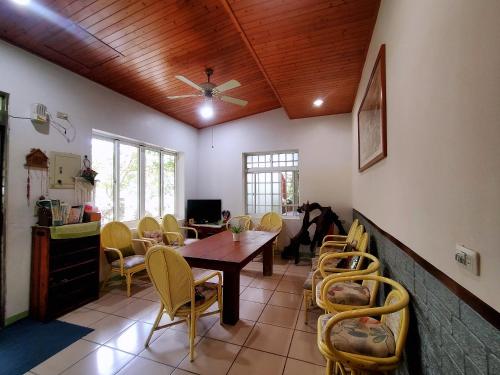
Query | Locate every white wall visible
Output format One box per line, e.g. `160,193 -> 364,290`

352,0 -> 500,310
0,40 -> 199,319
197,109 -> 353,247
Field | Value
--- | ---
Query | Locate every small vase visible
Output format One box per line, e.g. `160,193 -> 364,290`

232,233 -> 240,242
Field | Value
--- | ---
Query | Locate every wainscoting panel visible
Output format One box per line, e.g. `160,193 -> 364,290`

353,210 -> 499,375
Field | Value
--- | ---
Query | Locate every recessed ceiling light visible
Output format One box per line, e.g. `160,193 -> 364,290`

313,98 -> 324,107
199,104 -> 214,119
11,0 -> 31,5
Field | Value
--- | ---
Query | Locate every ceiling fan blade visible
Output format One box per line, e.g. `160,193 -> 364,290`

175,75 -> 203,91
167,94 -> 201,99
213,79 -> 241,93
220,95 -> 248,107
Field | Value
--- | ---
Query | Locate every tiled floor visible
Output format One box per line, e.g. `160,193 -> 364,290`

27,257 -> 326,375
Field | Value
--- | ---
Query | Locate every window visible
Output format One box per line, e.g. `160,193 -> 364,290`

92,133 -> 177,223
244,151 -> 299,216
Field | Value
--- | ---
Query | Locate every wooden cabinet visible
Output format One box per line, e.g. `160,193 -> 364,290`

30,226 -> 100,321
188,224 -> 226,239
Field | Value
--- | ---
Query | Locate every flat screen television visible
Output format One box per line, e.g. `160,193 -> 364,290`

186,199 -> 221,224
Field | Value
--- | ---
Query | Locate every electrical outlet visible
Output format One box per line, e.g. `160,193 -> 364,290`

455,244 -> 479,276
56,112 -> 69,120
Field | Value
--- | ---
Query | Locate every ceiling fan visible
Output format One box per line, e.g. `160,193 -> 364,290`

167,68 -> 248,107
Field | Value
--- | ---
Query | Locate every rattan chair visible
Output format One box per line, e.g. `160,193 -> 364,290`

225,215 -> 252,231
255,212 -> 283,255
137,216 -> 165,244
144,245 -> 223,361
322,219 -> 359,245
317,275 -> 410,375
162,214 -> 199,246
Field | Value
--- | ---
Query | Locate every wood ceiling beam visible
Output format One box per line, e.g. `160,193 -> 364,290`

219,0 -> 290,118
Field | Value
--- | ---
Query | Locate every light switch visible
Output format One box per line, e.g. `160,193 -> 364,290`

455,244 -> 479,276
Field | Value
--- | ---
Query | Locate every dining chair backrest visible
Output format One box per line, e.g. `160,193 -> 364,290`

259,212 -> 283,232
145,245 -> 194,319
137,216 -> 162,238
101,221 -> 132,250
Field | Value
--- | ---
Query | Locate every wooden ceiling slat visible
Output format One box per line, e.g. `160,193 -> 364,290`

0,0 -> 379,127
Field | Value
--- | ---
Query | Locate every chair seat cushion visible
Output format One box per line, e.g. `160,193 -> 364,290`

312,256 -> 342,271
142,230 -> 163,244
319,313 -> 396,358
111,255 -> 145,269
106,245 -> 135,263
184,238 -> 199,245
180,282 -> 218,310
316,281 -> 370,306
303,271 -> 314,290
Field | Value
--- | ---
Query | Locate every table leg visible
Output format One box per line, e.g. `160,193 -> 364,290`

222,269 -> 239,325
262,241 -> 273,276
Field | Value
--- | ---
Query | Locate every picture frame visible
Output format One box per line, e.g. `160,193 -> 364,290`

357,44 -> 387,172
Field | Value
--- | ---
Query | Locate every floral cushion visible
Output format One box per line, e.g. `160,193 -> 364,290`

312,256 -> 342,271
316,281 -> 370,306
319,313 -> 396,358
143,230 -> 163,244
181,282 -> 218,309
106,245 -> 135,263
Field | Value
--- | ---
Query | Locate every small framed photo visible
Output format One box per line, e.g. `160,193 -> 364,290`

358,44 -> 387,172
67,205 -> 84,224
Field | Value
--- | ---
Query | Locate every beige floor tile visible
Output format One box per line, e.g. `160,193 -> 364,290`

169,315 -> 219,336
285,265 -> 311,276
58,308 -> 108,327
240,287 -> 273,303
249,277 -> 280,290
295,308 -> 322,333
92,293 -> 135,314
104,321 -> 162,355
258,305 -> 299,329
269,291 -> 303,309
113,298 -> 161,323
239,299 -> 265,321
116,356 -> 175,375
244,322 -> 293,356
281,273 -> 307,283
288,330 -> 326,366
239,274 -> 254,286
178,337 -> 240,375
242,262 -> 262,272
31,340 -> 99,375
85,315 -> 135,344
206,319 -> 255,345
240,285 -> 247,295
61,346 -> 134,375
171,369 -> 198,375
132,285 -> 156,298
283,358 -> 325,375
139,328 -> 201,367
228,347 -> 286,375
276,280 -> 303,295
140,290 -> 161,302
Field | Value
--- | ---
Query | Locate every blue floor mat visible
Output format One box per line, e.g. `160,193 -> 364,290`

0,318 -> 93,375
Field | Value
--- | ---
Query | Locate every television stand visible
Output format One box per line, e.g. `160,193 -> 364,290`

188,223 -> 225,239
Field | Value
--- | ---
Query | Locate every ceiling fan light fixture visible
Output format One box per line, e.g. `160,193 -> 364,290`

11,0 -> 31,5
313,98 -> 324,107
200,104 -> 214,119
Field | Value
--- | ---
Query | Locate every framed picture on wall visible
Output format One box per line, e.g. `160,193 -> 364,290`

358,44 -> 387,172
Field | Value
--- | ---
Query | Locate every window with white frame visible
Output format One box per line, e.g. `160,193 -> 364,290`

244,151 -> 299,216
91,133 -> 176,223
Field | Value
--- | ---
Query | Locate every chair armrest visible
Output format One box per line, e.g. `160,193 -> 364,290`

132,238 -> 153,253
322,234 -> 347,244
194,271 -> 222,286
103,247 -> 124,274
181,226 -> 198,239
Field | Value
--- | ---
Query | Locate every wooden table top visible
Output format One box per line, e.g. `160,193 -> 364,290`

178,230 -> 277,265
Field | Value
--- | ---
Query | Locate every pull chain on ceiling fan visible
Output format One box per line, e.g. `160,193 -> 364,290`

167,68 -> 248,107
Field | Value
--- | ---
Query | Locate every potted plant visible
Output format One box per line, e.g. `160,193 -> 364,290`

230,225 -> 243,241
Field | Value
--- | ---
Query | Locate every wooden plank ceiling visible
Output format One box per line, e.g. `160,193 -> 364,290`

0,0 -> 380,128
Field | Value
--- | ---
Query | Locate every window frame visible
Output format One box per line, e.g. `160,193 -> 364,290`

243,150 -> 300,216
92,131 -> 177,223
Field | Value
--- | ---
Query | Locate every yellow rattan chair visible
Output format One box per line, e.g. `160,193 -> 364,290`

137,216 -> 165,244
101,221 -> 152,297
317,275 -> 410,375
225,215 -> 252,231
322,219 -> 359,245
303,226 -> 366,317
144,245 -> 223,361
255,212 -> 283,255
316,252 -> 381,312
162,214 -> 199,246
